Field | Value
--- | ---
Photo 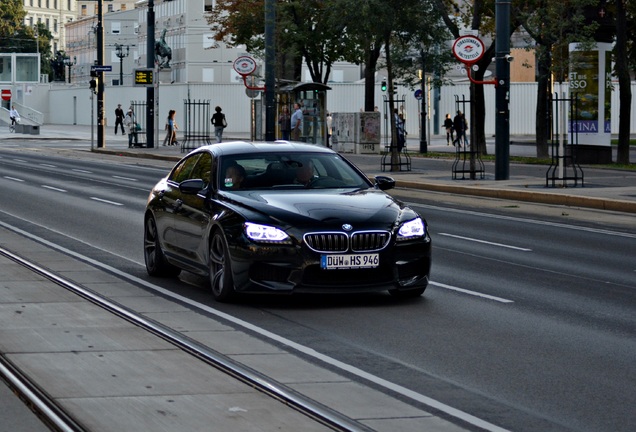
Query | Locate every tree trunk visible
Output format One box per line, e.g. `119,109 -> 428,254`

535,51 -> 552,159
364,43 -> 381,112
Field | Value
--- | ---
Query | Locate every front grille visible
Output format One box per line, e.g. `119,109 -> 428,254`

304,230 -> 390,253
304,232 -> 348,253
351,231 -> 390,252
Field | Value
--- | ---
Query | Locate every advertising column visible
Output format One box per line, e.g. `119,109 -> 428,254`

568,42 -> 613,163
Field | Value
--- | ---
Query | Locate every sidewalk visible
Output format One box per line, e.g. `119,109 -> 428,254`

2,123 -> 636,214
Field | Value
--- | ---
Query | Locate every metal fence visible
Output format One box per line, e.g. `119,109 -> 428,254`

180,99 -> 211,152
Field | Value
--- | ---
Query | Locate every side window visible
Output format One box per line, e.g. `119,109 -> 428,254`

169,154 -> 201,184
190,153 -> 213,187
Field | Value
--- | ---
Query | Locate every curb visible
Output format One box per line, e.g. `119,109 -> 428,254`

397,180 -> 636,214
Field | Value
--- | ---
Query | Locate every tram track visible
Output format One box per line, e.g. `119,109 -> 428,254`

0,245 -> 373,432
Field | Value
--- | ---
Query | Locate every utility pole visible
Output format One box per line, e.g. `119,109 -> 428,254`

115,44 -> 129,86
495,0 -> 511,180
419,49 -> 428,153
96,0 -> 105,149
264,0 -> 276,141
146,0 -> 155,148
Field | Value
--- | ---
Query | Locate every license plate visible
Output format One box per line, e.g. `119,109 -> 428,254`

320,253 -> 379,270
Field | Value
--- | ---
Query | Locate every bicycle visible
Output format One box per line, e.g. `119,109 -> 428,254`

9,118 -> 19,133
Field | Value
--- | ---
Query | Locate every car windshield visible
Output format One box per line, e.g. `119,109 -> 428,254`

219,152 -> 371,191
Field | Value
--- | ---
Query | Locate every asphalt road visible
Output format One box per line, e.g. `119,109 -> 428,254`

1,148 -> 635,432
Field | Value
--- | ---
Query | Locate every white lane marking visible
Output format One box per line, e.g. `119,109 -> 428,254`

41,185 -> 67,192
413,202 -> 636,239
39,164 -> 57,168
12,159 -> 27,163
439,233 -> 532,251
3,176 -> 25,182
112,175 -> 138,181
72,169 -> 92,174
90,197 -> 124,206
430,281 -> 514,303
0,219 -> 511,432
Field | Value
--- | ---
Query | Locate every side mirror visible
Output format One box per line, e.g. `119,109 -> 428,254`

179,179 -> 206,194
374,175 -> 395,191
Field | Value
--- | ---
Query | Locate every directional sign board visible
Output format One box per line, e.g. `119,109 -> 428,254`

133,69 -> 154,87
91,65 -> 113,72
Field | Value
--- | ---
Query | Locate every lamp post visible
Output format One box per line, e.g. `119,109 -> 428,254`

63,55 -> 77,83
114,43 -> 129,86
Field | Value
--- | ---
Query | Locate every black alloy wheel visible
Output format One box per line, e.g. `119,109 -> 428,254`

209,230 -> 236,302
144,215 -> 181,277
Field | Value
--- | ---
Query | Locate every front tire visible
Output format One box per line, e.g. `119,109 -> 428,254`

209,230 -> 236,302
144,215 -> 181,277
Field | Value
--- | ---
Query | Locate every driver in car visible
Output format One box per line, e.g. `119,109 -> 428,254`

294,159 -> 316,186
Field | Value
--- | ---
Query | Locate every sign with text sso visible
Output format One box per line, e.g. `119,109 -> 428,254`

134,69 -> 154,87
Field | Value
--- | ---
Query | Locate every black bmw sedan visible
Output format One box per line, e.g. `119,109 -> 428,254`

144,142 -> 431,301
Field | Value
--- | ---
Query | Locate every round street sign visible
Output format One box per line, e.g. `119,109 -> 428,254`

414,89 -> 422,100
233,56 -> 257,77
452,35 -> 485,65
1,89 -> 11,101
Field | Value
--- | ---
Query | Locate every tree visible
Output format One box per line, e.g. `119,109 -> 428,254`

207,0 -> 353,84
0,0 -> 27,52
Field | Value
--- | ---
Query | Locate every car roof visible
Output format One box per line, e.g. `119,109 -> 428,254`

191,141 -> 336,157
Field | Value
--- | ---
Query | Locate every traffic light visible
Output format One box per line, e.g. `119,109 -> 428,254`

89,70 -> 98,93
381,79 -> 387,92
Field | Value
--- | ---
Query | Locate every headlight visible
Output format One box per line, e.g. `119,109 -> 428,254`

397,217 -> 425,241
244,222 -> 290,243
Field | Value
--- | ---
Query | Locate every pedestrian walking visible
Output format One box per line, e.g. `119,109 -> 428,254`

443,113 -> 454,145
278,106 -> 291,140
114,104 -> 125,135
453,110 -> 466,148
291,103 -> 303,141
162,109 -> 178,146
211,106 -> 227,143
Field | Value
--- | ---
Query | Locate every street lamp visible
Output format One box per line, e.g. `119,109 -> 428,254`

63,55 -> 77,83
114,43 -> 130,85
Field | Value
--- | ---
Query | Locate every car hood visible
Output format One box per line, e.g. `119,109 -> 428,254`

224,188 -> 413,228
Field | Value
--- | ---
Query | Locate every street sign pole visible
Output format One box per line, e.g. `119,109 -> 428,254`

495,0 -> 511,180
146,0 -> 155,148
96,0 -> 105,149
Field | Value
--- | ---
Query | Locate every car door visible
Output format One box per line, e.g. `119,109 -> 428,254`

159,153 -> 204,255
170,151 -> 214,269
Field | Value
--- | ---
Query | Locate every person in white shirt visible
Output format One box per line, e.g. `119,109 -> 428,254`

9,105 -> 20,126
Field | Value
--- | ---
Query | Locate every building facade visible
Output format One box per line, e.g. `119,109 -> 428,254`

23,0 -> 78,54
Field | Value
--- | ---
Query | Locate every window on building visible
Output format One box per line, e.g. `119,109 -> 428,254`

55,0 -> 58,9
54,19 -> 57,33
108,4 -> 113,12
81,5 -> 86,16
204,0 -> 213,12
46,0 -> 50,8
38,0 -> 41,7
111,22 -> 121,34
68,0 -> 71,11
121,4 -> 126,11
46,18 -> 50,30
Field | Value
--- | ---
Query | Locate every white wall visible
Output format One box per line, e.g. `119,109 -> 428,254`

31,81 -> 636,137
